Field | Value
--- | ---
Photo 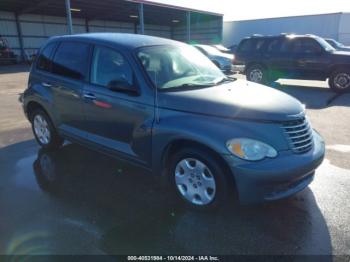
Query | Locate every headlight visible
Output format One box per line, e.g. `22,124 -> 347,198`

226,138 -> 278,161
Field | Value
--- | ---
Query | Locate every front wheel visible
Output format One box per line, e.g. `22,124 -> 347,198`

31,109 -> 64,149
246,64 -> 270,85
168,147 -> 230,210
329,70 -> 350,93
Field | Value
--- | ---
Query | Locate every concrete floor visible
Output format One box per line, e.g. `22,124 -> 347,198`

0,65 -> 350,256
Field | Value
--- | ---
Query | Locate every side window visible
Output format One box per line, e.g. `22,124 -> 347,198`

52,42 -> 90,80
36,43 -> 56,72
255,39 -> 265,51
267,39 -> 281,53
238,39 -> 253,52
91,46 -> 133,88
294,38 -> 322,54
280,39 -> 294,53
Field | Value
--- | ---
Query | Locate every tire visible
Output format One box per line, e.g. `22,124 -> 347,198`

246,64 -> 270,85
329,69 -> 350,93
30,109 -> 64,150
167,147 -> 230,210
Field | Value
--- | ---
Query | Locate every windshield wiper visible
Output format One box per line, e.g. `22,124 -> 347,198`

214,76 -> 236,85
163,83 -> 216,91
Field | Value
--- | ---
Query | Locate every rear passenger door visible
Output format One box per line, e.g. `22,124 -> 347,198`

50,41 -> 91,138
266,38 -> 296,79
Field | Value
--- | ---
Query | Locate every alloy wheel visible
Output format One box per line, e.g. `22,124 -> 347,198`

249,68 -> 263,83
334,73 -> 350,90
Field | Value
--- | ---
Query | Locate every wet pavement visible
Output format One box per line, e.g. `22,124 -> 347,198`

0,65 -> 350,256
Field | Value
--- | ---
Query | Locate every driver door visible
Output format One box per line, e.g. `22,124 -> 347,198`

82,45 -> 154,166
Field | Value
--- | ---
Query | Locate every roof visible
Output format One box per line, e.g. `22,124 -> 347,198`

0,0 -> 221,26
50,33 -> 184,49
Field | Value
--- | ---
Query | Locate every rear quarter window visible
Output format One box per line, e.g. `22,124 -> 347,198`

36,43 -> 57,72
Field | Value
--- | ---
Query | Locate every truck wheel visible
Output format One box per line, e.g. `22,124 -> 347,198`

30,109 -> 64,150
247,64 -> 270,85
329,70 -> 350,93
168,147 -> 229,210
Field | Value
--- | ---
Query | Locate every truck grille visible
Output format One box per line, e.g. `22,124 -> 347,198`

282,117 -> 313,154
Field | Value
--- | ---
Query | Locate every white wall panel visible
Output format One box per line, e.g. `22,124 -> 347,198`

223,13 -> 342,46
338,13 -> 350,45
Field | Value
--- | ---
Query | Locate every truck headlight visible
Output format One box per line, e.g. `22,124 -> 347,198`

226,138 -> 278,161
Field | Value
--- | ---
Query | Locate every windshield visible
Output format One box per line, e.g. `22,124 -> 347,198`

316,38 -> 336,52
137,45 -> 226,90
327,39 -> 344,48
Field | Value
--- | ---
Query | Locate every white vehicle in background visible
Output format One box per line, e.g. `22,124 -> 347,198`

324,38 -> 350,52
193,44 -> 236,74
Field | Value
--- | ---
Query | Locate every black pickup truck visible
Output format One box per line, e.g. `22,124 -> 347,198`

234,34 -> 350,93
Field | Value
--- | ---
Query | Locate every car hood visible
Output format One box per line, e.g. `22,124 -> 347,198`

214,53 -> 234,60
158,79 -> 304,121
332,50 -> 350,56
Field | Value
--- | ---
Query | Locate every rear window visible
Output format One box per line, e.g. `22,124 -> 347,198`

36,43 -> 56,72
52,42 -> 90,80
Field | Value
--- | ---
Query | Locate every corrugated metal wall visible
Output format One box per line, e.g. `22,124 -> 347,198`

338,13 -> 350,44
223,13 -> 349,46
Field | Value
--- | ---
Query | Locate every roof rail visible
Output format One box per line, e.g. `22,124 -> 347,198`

251,34 -> 264,37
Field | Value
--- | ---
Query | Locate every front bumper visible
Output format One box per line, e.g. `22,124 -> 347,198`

223,130 -> 325,204
232,64 -> 245,73
221,64 -> 245,75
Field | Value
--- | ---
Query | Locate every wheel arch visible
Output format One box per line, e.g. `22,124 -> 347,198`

327,64 -> 350,76
160,138 -> 236,187
26,101 -> 48,120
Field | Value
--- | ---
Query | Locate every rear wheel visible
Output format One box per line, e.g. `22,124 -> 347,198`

246,64 -> 270,85
168,147 -> 229,210
30,109 -> 64,149
329,69 -> 350,93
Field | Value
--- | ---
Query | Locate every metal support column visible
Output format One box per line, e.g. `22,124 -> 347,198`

186,11 -> 191,43
138,3 -> 144,34
65,0 -> 73,34
15,13 -> 25,62
85,19 -> 89,33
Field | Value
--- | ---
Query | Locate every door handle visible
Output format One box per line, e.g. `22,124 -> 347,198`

83,93 -> 96,100
42,82 -> 52,87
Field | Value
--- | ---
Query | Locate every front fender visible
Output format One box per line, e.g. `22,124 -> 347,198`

152,109 -> 289,175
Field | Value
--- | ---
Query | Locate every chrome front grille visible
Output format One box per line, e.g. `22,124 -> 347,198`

282,117 -> 313,153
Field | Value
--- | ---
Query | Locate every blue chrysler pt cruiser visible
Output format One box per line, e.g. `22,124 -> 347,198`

20,33 -> 325,209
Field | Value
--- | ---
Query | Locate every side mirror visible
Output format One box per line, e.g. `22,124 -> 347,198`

107,78 -> 139,95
